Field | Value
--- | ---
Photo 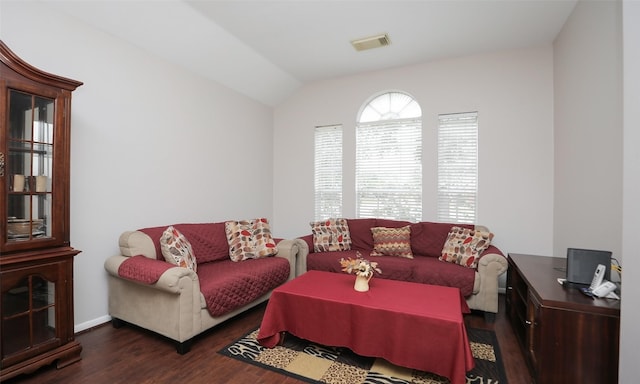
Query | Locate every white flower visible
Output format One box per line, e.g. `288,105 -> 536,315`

339,252 -> 382,278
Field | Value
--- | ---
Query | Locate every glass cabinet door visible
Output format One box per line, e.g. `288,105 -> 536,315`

6,90 -> 53,243
1,275 -> 57,360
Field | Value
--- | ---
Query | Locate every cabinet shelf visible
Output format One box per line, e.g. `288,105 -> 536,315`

7,192 -> 50,196
7,145 -> 49,154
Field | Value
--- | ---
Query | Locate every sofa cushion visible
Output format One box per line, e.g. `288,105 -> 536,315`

300,234 -> 314,256
306,249 -> 359,274
159,226 -> 197,272
344,218 -> 377,251
370,226 -> 413,258
409,222 -> 474,257
310,218 -> 352,252
306,250 -> 414,281
306,250 -> 474,293
225,218 -> 278,262
197,257 -> 290,317
137,226 -> 168,261
440,226 -> 493,268
173,223 -> 230,264
139,223 -> 230,264
411,256 -> 476,296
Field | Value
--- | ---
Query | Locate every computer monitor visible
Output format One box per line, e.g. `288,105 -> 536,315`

566,248 -> 612,285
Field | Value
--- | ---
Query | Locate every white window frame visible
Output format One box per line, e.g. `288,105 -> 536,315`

314,124 -> 343,221
437,112 -> 478,223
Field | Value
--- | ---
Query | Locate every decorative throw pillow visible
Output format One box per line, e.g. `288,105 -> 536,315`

310,218 -> 352,252
159,226 -> 197,272
439,226 -> 494,268
370,226 -> 414,258
225,218 -> 278,262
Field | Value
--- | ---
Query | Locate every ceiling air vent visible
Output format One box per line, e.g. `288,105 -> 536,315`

351,33 -> 391,51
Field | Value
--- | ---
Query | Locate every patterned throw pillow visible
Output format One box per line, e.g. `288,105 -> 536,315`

370,226 -> 414,258
310,218 -> 352,252
225,218 -> 278,262
160,226 -> 197,272
440,226 -> 494,268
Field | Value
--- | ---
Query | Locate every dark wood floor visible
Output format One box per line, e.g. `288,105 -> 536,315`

4,294 -> 532,384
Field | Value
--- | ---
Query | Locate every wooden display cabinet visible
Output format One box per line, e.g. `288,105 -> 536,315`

0,40 -> 83,381
506,253 -> 620,384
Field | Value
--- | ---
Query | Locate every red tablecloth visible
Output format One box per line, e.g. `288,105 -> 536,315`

257,270 -> 474,384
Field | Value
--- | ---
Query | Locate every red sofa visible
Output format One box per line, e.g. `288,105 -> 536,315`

296,218 -> 507,318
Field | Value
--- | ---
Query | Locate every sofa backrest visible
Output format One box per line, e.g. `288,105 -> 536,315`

344,218 -> 377,250
303,218 -> 476,258
409,221 -> 474,257
137,223 -> 230,264
349,218 -> 411,250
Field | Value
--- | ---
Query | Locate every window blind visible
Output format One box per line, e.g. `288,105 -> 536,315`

437,112 -> 478,223
356,118 -> 422,221
314,125 -> 343,221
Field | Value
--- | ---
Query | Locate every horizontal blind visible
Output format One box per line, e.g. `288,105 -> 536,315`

356,118 -> 422,221
314,125 -> 343,221
437,112 -> 478,223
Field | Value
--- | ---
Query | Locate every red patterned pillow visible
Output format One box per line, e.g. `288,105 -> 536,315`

439,226 -> 493,268
159,226 -> 197,272
225,218 -> 278,262
310,218 -> 352,252
370,226 -> 413,258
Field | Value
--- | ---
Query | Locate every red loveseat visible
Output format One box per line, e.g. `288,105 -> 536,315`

104,222 -> 300,353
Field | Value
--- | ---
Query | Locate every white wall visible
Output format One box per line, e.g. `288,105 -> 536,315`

553,0 -> 640,380
620,1 -> 640,381
4,7 -> 635,376
553,0 -> 623,260
1,2 -> 275,331
273,47 -> 555,258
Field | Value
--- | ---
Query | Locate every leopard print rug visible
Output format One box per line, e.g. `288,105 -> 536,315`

219,327 -> 507,384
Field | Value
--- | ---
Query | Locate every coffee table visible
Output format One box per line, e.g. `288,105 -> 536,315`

257,270 -> 474,384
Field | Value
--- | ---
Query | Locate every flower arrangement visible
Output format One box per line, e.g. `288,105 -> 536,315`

339,252 -> 382,278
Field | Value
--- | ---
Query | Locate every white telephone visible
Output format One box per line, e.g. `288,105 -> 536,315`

589,264 -> 606,291
588,264 -> 619,299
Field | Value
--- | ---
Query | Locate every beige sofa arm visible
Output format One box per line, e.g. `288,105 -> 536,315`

104,253 -> 203,346
293,238 -> 310,277
468,251 -> 508,314
275,239 -> 300,280
119,230 -> 157,258
477,252 -> 508,273
104,255 -> 198,294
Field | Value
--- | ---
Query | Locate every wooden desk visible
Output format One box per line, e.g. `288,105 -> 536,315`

257,271 -> 474,384
506,253 -> 620,384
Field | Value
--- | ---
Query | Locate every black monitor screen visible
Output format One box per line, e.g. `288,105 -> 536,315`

566,248 -> 612,285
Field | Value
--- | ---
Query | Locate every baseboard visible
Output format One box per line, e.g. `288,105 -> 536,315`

75,315 -> 111,334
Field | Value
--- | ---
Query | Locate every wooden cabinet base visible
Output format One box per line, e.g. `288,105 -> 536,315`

507,253 -> 620,384
0,341 -> 82,381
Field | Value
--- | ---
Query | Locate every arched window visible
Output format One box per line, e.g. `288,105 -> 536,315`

356,92 -> 422,221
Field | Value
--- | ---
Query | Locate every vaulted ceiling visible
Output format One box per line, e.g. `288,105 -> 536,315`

45,0 -> 577,106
